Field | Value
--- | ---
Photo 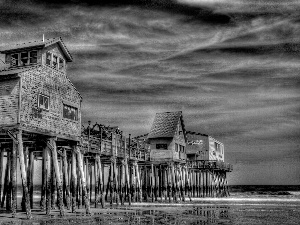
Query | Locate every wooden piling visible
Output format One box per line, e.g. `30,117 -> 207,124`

85,157 -> 90,203
11,141 -> 17,217
120,159 -> 125,205
6,151 -> 11,211
124,158 -> 131,205
150,164 -> 154,202
47,139 -> 65,217
16,131 -> 32,219
40,147 -> 47,211
77,166 -> 82,209
28,151 -> 34,209
167,164 -> 172,202
113,157 -> 120,205
0,150 -> 3,204
1,152 -> 8,208
46,146 -> 52,216
71,150 -> 77,213
75,148 -> 91,215
135,163 -> 142,202
94,158 -> 99,208
163,166 -> 167,201
63,149 -> 71,209
97,156 -> 105,208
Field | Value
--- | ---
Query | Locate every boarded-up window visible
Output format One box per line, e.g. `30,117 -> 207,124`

156,144 -> 167,150
38,94 -> 49,110
63,104 -> 78,121
11,53 -> 19,66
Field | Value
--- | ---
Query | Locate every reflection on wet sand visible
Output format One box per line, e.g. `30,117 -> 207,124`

104,205 -> 231,225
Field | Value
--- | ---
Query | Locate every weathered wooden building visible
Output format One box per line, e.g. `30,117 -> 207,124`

0,38 -> 88,219
148,111 -> 186,163
186,132 -> 225,162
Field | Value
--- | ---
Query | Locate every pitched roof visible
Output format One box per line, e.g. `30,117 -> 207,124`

0,37 -> 73,62
148,111 -> 186,139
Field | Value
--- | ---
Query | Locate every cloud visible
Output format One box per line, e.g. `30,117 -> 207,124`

1,0 -> 300,184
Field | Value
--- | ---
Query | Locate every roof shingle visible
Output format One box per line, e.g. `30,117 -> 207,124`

148,111 -> 183,139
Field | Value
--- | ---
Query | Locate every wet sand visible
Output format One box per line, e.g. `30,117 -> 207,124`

0,196 -> 300,225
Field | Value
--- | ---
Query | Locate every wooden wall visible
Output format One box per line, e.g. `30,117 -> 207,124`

170,120 -> 186,160
0,78 -> 20,126
208,137 -> 224,162
19,64 -> 81,140
149,138 -> 173,161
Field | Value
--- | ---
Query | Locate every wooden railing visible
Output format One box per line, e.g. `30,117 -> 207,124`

80,133 -> 149,161
187,160 -> 233,172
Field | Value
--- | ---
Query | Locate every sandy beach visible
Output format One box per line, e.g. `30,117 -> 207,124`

0,194 -> 299,225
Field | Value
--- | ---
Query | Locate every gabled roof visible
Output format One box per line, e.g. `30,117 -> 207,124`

148,111 -> 186,139
0,37 -> 73,62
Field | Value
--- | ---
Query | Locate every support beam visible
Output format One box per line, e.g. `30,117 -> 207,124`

0,149 -> 4,203
16,131 -> 32,219
71,149 -> 77,213
40,148 -> 47,211
46,146 -> 52,215
47,139 -> 65,217
11,141 -> 17,217
63,149 -> 71,209
75,147 -> 91,215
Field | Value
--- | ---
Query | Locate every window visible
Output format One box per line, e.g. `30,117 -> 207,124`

156,144 -> 167,150
46,52 -> 65,70
59,57 -> 65,70
11,53 -> 19,66
63,104 -> 78,121
52,55 -> 58,69
20,52 -> 29,66
29,51 -> 37,64
45,52 -> 65,71
38,94 -> 49,110
46,52 -> 51,66
180,145 -> 185,153
175,143 -> 178,152
10,51 -> 38,67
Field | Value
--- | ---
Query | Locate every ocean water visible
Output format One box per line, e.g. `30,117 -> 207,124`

7,185 -> 300,224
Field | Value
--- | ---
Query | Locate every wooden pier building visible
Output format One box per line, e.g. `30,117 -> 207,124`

0,38 -> 233,219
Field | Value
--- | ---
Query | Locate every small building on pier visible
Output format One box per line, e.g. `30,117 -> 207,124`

147,111 -> 186,163
186,131 -> 225,162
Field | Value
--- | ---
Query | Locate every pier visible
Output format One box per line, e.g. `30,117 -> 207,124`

0,38 -> 232,219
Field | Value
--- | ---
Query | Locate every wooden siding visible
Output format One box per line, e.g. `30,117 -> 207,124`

149,138 -> 172,161
0,78 -> 20,126
208,137 -> 224,162
19,65 -> 81,140
170,120 -> 186,160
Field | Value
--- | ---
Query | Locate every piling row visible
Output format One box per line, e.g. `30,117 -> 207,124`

0,129 -> 230,219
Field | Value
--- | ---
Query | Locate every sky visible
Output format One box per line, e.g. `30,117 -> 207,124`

0,0 -> 299,185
